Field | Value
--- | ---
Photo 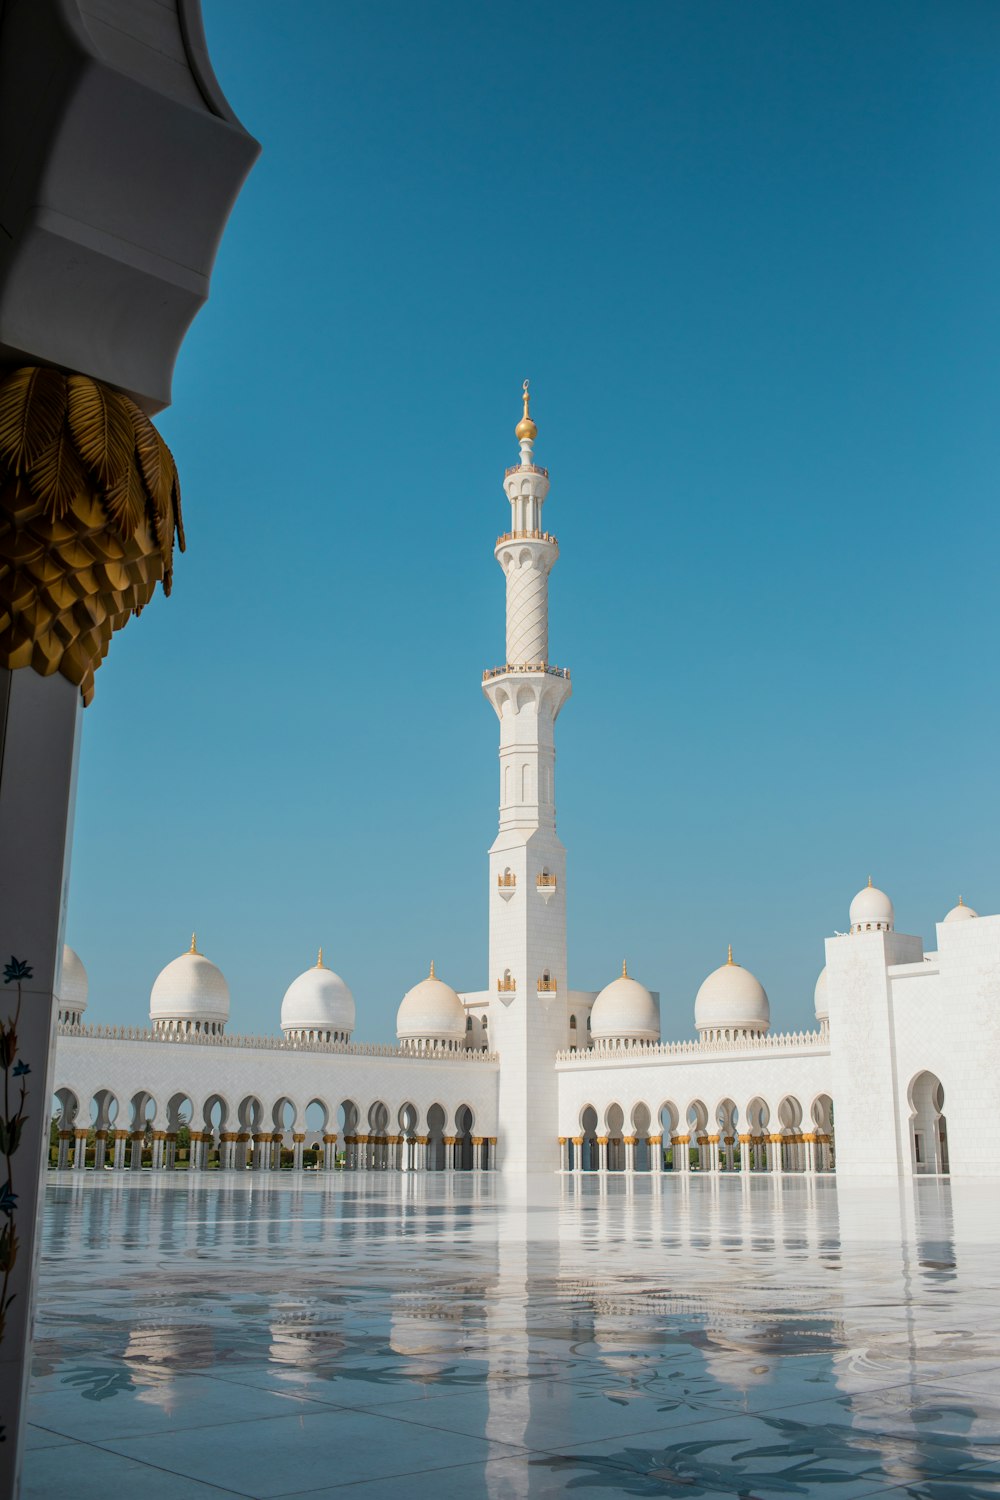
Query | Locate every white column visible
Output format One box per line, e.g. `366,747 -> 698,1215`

164,1134 -> 177,1171
130,1133 -> 144,1170
292,1134 -> 305,1171
597,1137 -> 609,1175
112,1131 -> 128,1171
71,1130 -> 87,1171
150,1134 -> 165,1172
558,1138 -> 569,1172
673,1135 -> 690,1173
56,1132 -> 71,1171
323,1134 -> 338,1171
623,1137 -> 636,1173
647,1135 -> 662,1173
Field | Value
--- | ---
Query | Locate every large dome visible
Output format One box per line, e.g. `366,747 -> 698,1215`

849,878 -> 894,934
695,948 -> 769,1039
814,965 -> 828,1023
281,951 -> 355,1041
589,963 -> 659,1045
396,963 -> 466,1050
944,896 -> 978,923
57,944 -> 88,1024
150,936 -> 229,1035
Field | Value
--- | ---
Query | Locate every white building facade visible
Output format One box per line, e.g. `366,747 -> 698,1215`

52,395 -> 1000,1180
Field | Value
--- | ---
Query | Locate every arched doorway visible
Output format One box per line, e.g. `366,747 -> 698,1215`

910,1072 -> 949,1175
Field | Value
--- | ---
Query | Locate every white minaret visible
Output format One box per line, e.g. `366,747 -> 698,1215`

483,383 -> 571,1174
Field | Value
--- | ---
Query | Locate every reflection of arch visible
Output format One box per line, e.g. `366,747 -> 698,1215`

909,1072 -> 948,1175
811,1093 -> 835,1172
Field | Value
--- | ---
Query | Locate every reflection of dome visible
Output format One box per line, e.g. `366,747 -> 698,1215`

814,966 -> 828,1023
695,948 -> 769,1039
396,963 -> 465,1050
281,951 -> 355,1042
849,878 -> 894,934
56,945 -> 88,1025
150,935 -> 229,1036
944,896 -> 978,923
589,963 -> 659,1045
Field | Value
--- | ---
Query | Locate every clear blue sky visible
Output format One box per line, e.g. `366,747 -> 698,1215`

67,0 -> 1000,1042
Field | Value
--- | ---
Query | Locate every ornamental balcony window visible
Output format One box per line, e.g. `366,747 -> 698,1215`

497,871 -> 517,887
495,529 -> 557,545
497,973 -> 516,993
537,973 -> 557,994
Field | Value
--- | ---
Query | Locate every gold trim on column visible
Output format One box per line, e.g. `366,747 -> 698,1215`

0,365 -> 184,704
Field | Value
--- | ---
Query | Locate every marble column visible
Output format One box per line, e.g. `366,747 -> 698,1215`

571,1136 -> 584,1175
558,1138 -> 569,1172
71,1129 -> 87,1171
323,1134 -> 338,1171
292,1133 -> 305,1171
623,1136 -> 636,1173
415,1136 -> 429,1171
488,1137 -> 497,1170
768,1135 -> 783,1174
56,1132 -> 72,1170
355,1133 -> 369,1170
647,1134 -> 662,1172
129,1133 -> 144,1170
112,1130 -> 128,1171
596,1136 -> 609,1174
672,1135 -> 690,1172
150,1133 -> 166,1172
706,1135 -> 720,1173
93,1130 -> 108,1171
443,1136 -> 457,1171
164,1133 -> 177,1171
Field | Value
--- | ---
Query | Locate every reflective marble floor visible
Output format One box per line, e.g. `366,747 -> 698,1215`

23,1173 -> 1000,1498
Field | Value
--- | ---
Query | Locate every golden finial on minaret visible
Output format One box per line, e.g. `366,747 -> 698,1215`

727,943 -> 734,965
958,895 -> 964,907
622,959 -> 628,978
429,959 -> 435,979
317,946 -> 324,968
189,932 -> 198,955
867,875 -> 873,888
514,378 -> 537,442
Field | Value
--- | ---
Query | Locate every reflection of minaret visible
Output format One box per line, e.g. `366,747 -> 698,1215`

484,384 -> 571,1175
123,1323 -> 214,1413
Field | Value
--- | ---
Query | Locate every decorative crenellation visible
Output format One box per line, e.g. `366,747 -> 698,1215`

483,663 -> 570,681
555,1028 -> 828,1064
57,1021 -> 499,1063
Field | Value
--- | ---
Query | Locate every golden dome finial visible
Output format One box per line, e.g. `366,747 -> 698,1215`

958,894 -> 964,907
189,932 -> 198,955
622,958 -> 628,978
429,959 -> 435,979
867,875 -> 873,888
514,378 -> 537,442
317,946 -> 324,968
727,943 -> 734,965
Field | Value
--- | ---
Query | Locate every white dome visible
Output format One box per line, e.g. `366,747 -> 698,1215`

396,963 -> 465,1046
589,964 -> 659,1043
150,937 -> 229,1031
814,965 -> 828,1023
281,952 -> 355,1039
57,945 -> 88,1019
944,897 -> 978,923
695,950 -> 769,1035
849,879 -> 894,933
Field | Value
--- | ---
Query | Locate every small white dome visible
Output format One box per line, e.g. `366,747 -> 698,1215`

57,945 -> 88,1019
814,965 -> 828,1023
944,897 -> 978,923
695,949 -> 769,1035
396,963 -> 465,1046
849,879 -> 894,933
281,951 -> 355,1039
150,936 -> 229,1031
589,964 -> 659,1043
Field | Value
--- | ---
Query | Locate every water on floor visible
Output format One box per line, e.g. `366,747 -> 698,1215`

23,1173 -> 1000,1498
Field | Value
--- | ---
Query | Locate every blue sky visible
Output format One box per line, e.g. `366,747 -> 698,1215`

67,0 -> 1000,1041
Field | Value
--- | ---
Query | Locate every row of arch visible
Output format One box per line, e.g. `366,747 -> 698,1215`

51,1088 -> 496,1173
564,1094 -> 836,1174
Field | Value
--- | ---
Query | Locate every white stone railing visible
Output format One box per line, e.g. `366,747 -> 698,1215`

57,1023 -> 498,1063
556,1028 -> 827,1064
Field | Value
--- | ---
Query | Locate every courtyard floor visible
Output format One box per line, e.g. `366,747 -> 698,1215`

22,1172 -> 1000,1498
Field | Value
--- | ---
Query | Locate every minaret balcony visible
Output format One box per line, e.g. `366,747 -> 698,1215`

537,977 -> 557,997
495,529 -> 557,545
497,976 -> 516,993
497,872 -> 517,902
536,873 -> 557,904
504,463 -> 549,479
483,663 -> 571,682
